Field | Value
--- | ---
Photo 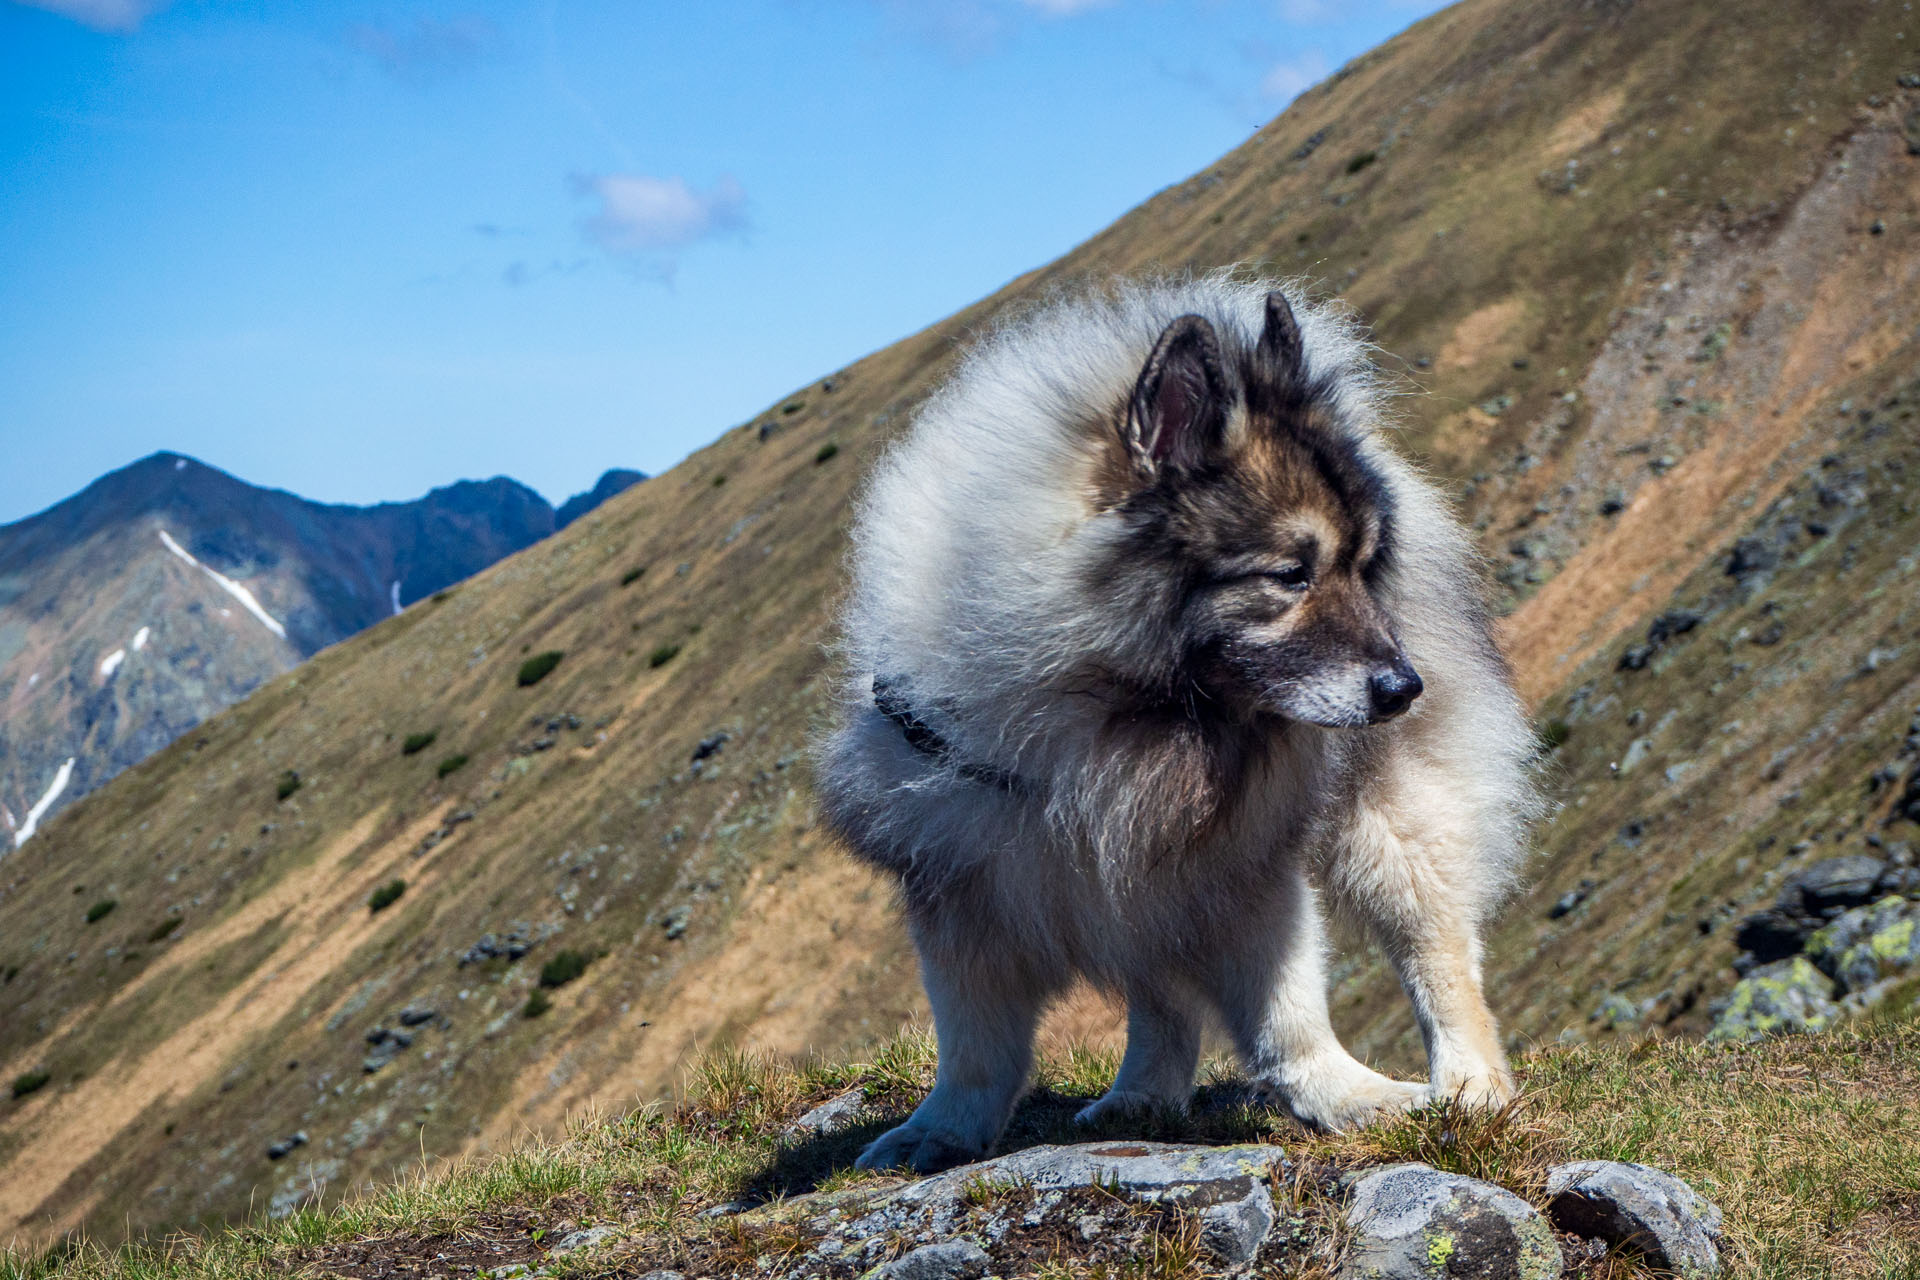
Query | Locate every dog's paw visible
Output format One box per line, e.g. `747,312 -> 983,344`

1073,1089 -> 1185,1128
1423,1067 -> 1517,1111
1254,1061 -> 1426,1133
854,1123 -> 982,1175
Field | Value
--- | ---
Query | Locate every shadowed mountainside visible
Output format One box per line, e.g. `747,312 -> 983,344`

3,0 -> 1920,1250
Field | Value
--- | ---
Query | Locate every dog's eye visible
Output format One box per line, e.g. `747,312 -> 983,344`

1262,564 -> 1312,590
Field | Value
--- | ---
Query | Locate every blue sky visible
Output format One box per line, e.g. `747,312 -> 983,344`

0,0 -> 1445,524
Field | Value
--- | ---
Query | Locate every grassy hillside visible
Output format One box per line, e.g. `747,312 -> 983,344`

5,0 -> 1920,1251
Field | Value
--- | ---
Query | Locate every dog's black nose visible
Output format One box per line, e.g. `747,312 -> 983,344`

1368,661 -> 1423,721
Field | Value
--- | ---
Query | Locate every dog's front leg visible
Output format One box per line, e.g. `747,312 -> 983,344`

1328,803 -> 1515,1109
856,924 -> 1045,1174
1074,981 -> 1202,1125
1214,869 -> 1424,1130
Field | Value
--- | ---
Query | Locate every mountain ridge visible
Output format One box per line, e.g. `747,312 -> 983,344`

0,452 -> 643,851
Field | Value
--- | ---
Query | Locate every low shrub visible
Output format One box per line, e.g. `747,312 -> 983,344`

437,753 -> 469,779
2,965 -> 17,984
620,566 -> 646,586
10,1070 -> 49,1099
648,643 -> 681,669
1345,149 -> 1378,174
711,474 -> 727,488
814,441 -> 840,464
368,879 -> 406,913
146,916 -> 183,943
402,731 -> 437,756
276,770 -> 302,801
523,990 -> 552,1019
85,899 -> 116,925
538,949 -> 591,988
517,651 -> 564,687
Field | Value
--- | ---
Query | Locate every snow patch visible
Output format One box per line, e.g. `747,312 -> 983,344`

132,625 -> 151,652
14,757 -> 75,847
390,580 -> 403,616
174,458 -> 188,471
26,672 -> 39,689
157,529 -> 288,640
100,648 -> 126,679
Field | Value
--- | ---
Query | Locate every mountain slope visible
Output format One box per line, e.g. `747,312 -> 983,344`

0,456 -> 642,851
3,0 -> 1920,1249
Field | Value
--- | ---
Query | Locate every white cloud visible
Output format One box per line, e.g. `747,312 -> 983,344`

11,0 -> 166,32
572,174 -> 747,254
1016,0 -> 1113,13
1259,49 -> 1329,102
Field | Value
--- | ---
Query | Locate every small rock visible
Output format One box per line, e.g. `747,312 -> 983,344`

265,1131 -> 309,1161
1198,1178 -> 1276,1265
397,1006 -> 437,1027
787,1087 -> 866,1137
876,1239 -> 990,1280
1803,896 -> 1919,994
1590,994 -> 1639,1029
637,1272 -> 684,1280
1708,956 -> 1839,1042
700,1200 -> 751,1218
548,1225 -> 618,1256
661,906 -> 692,941
691,732 -> 730,763
362,1027 -> 413,1073
1726,537 -> 1778,581
1342,1163 -> 1562,1279
1545,1160 -> 1722,1277
1779,855 -> 1887,918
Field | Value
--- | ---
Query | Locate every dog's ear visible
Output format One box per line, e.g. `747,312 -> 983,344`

1125,314 -> 1228,476
1255,289 -> 1304,388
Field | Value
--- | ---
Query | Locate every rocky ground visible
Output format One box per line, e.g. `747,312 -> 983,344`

10,1024 -> 1916,1279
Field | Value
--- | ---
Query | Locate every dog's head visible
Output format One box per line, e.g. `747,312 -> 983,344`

1106,292 -> 1418,729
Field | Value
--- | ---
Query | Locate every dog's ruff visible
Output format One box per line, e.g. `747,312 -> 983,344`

817,272 -> 1539,1173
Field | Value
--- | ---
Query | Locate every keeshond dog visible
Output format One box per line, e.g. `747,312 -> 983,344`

816,274 -> 1538,1174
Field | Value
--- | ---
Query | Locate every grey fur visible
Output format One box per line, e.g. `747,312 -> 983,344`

816,272 -> 1540,1174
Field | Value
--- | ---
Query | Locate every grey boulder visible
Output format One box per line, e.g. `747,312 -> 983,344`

1342,1163 -> 1561,1279
1545,1160 -> 1722,1278
874,1239 -> 991,1280
1707,956 -> 1840,1042
786,1086 -> 867,1137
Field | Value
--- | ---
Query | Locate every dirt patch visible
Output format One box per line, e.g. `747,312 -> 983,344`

1543,86 -> 1625,161
1439,298 -> 1529,371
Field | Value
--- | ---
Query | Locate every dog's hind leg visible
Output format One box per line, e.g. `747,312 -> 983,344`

1325,787 -> 1515,1111
856,918 -> 1048,1175
1074,981 -> 1202,1126
1213,868 -> 1424,1131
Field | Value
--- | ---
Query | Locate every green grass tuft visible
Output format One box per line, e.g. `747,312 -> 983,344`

275,770 -> 301,801
522,990 -> 552,1019
648,643 -> 681,669
84,900 -> 116,925
1345,149 -> 1378,174
814,441 -> 839,464
516,651 -> 563,687
436,754 -> 469,779
9,1070 -> 49,1099
620,566 -> 647,586
401,731 -> 437,756
145,916 -> 182,943
367,879 -> 406,914
538,949 -> 591,989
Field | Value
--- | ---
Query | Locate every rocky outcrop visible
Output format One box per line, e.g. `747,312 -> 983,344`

519,1143 -> 1720,1278
1716,853 -> 1920,1041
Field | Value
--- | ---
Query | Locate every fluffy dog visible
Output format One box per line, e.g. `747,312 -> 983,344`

815,274 -> 1538,1174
